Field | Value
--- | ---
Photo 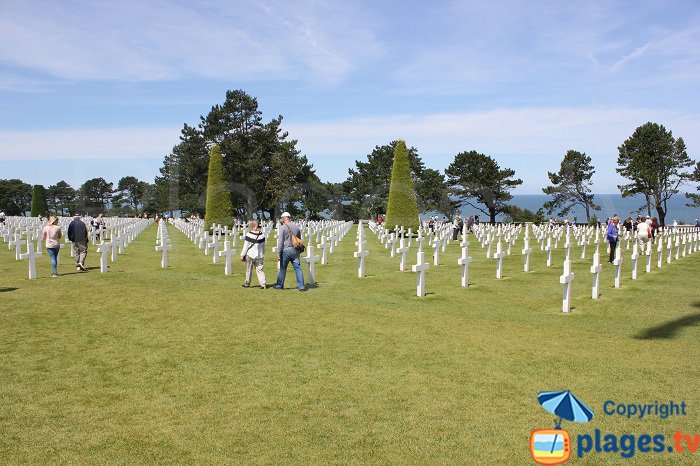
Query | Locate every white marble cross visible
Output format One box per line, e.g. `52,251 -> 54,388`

458,242 -> 472,287
415,232 -> 425,253
354,241 -> 369,278
411,251 -> 429,297
613,243 -> 623,288
666,235 -> 673,264
218,240 -> 236,275
95,241 -> 111,273
302,244 -> 321,285
675,235 -> 681,261
155,241 -> 173,268
397,238 -> 409,272
209,236 -> 222,264
560,259 -> 574,313
645,241 -> 652,273
388,233 -> 397,258
563,227 -> 571,261
19,243 -> 41,279
522,236 -> 533,272
545,236 -> 554,267
494,240 -> 506,279
432,237 -> 440,266
10,233 -> 21,260
630,242 -> 639,280
657,237 -> 663,268
318,235 -> 330,265
590,250 -> 602,299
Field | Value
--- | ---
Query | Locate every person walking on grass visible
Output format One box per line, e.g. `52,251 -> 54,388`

606,215 -> 619,263
240,219 -> 266,289
274,212 -> 306,292
42,216 -> 62,277
68,213 -> 88,271
636,215 -> 651,252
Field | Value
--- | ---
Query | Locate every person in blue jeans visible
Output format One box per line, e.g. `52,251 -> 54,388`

274,212 -> 306,291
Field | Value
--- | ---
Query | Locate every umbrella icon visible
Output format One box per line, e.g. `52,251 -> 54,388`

538,390 -> 594,428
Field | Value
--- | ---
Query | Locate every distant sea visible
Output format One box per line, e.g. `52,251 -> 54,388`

455,193 -> 699,224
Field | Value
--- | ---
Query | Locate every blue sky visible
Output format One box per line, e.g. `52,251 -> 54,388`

1,0 -> 699,193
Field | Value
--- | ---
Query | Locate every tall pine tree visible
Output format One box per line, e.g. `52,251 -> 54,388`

30,185 -> 49,217
204,144 -> 233,230
385,140 -> 420,231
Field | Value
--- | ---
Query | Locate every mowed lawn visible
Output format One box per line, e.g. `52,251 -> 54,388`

1,223 -> 698,465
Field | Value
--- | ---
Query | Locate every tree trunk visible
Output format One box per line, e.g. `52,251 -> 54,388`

584,203 -> 591,222
645,194 -> 651,216
656,204 -> 666,227
489,208 -> 497,224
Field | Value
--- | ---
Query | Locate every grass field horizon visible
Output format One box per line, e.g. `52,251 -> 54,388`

1,222 -> 699,464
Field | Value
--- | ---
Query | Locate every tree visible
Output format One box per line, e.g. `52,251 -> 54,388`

0,179 -> 32,215
77,177 -> 113,214
158,90 -> 317,219
542,150 -> 600,222
415,168 -> 456,218
445,151 -> 523,224
344,141 -> 425,219
686,161 -> 700,208
115,176 -> 148,215
204,144 -> 233,229
385,140 -> 420,230
502,205 -> 546,223
617,122 -> 694,226
30,185 -> 49,217
47,181 -> 76,216
157,124 -> 210,216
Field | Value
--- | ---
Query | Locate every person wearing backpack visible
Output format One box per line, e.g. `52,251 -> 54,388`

274,212 -> 306,292
240,219 -> 266,289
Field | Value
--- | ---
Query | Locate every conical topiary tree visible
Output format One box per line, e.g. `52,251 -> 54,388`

385,140 -> 420,231
30,184 -> 49,217
204,144 -> 233,230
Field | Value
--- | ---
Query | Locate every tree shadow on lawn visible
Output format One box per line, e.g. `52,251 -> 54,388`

0,287 -> 18,293
635,307 -> 700,340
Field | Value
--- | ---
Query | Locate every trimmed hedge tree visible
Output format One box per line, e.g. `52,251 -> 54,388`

30,184 -> 49,217
204,144 -> 233,230
385,140 -> 420,231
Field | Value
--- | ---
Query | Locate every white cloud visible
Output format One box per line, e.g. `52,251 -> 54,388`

0,127 -> 177,161
0,0 -> 383,84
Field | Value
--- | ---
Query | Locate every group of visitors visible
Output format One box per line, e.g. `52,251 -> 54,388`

606,214 -> 657,263
238,212 -> 307,291
39,214 -> 91,277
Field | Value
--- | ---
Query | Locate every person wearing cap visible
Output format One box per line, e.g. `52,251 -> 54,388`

67,214 -> 88,271
42,216 -> 63,277
274,212 -> 306,291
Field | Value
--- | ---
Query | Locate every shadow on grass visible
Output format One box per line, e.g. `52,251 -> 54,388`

0,287 -> 18,293
635,308 -> 700,340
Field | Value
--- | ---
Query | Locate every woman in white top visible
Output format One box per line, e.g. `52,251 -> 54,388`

240,220 -> 266,289
42,216 -> 62,277
636,217 -> 651,252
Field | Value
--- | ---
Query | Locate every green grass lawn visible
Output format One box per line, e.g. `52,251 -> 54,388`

1,223 -> 699,465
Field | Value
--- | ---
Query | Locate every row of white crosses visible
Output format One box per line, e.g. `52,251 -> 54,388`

93,218 -> 153,273
172,217 -> 353,283
155,220 -> 173,268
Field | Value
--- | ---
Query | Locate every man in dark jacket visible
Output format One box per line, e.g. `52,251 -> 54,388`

67,214 -> 89,271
